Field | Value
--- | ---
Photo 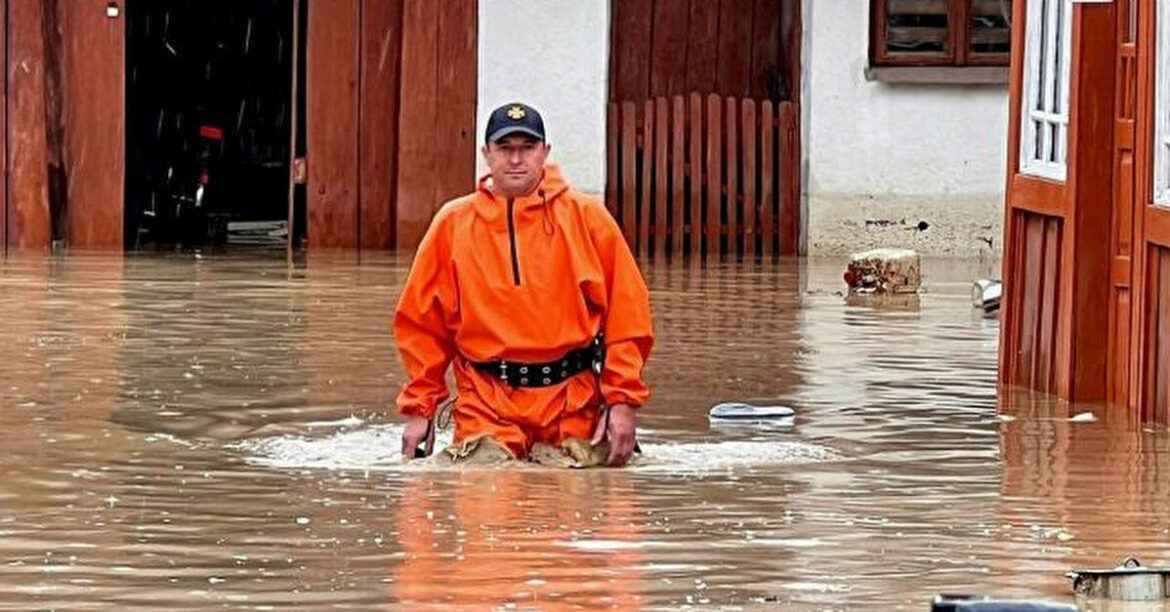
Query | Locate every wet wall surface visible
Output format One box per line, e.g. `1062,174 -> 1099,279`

1,252 -> 1167,610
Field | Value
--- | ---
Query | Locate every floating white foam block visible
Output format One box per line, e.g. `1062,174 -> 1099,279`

708,402 -> 796,422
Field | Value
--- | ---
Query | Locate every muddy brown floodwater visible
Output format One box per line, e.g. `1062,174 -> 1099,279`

1,251 -> 1168,610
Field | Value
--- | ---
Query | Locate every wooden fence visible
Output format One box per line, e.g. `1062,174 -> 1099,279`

605,93 -> 799,259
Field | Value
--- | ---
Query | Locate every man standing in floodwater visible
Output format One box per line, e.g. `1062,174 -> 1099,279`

394,102 -> 654,467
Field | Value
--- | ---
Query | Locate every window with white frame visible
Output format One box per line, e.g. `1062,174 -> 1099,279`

1157,0 -> 1170,204
1020,0 -> 1072,181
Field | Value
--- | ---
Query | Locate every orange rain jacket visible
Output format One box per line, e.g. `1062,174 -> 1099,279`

394,164 -> 654,457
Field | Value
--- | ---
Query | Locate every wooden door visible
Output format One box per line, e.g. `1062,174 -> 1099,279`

1109,0 -> 1140,407
1000,0 -> 1115,400
1133,0 -> 1170,419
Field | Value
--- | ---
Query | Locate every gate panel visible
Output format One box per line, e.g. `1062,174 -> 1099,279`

1010,211 -> 1063,394
606,96 -> 798,259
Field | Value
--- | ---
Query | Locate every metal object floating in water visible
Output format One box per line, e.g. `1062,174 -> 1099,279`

931,594 -> 1075,611
972,279 -> 1002,314
1068,557 -> 1170,601
708,402 -> 795,422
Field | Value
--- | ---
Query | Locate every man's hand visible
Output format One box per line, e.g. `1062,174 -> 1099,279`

400,416 -> 432,459
591,404 -> 637,466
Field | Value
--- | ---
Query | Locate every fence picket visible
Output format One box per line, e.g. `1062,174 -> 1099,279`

742,99 -> 757,258
689,93 -> 703,258
760,100 -> 775,258
639,100 -> 653,257
705,94 -> 722,258
620,102 -> 637,248
671,95 -> 686,257
654,97 -> 669,259
725,97 -> 739,259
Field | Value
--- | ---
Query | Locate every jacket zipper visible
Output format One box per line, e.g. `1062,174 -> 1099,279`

506,198 -> 521,286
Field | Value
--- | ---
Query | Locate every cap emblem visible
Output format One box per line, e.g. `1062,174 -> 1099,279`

507,105 -> 526,120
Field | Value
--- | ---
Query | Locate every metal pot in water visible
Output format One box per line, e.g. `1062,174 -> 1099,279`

1068,557 -> 1170,601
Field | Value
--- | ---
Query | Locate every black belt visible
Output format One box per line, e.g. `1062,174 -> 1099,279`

472,333 -> 605,388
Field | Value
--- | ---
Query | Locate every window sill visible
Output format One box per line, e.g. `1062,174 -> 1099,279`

865,66 -> 1009,85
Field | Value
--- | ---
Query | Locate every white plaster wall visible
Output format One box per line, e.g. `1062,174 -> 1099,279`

807,2 -> 1009,198
806,1 -> 1010,255
477,0 -> 609,194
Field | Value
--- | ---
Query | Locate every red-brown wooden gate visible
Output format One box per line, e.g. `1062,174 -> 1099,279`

606,0 -> 802,258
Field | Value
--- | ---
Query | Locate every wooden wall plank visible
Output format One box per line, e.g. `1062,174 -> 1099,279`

725,97 -> 739,257
0,0 -> 5,250
651,0 -> 690,97
751,0 -> 783,100
606,103 -> 618,218
621,101 -> 637,248
705,93 -> 721,257
671,95 -> 685,256
359,0 -> 403,249
686,0 -> 720,94
760,100 -> 775,257
60,1 -> 124,248
8,0 -> 52,249
308,0 -> 360,248
394,0 -> 439,249
716,2 -> 753,98
610,0 -> 653,101
741,99 -> 757,257
433,0 -> 477,207
639,100 -> 653,256
779,102 -> 797,254
654,97 -> 668,259
688,93 -> 702,256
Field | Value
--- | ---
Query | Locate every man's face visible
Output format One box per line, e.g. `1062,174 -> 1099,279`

482,135 -> 550,197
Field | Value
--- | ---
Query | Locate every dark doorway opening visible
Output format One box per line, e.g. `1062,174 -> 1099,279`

124,0 -> 299,249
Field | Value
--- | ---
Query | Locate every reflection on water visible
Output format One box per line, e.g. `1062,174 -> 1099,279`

1,251 -> 1169,609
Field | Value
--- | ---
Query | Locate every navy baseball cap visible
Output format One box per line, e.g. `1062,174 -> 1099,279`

484,102 -> 546,144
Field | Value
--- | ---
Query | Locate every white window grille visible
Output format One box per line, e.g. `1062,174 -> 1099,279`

1156,0 -> 1170,205
1019,0 -> 1073,181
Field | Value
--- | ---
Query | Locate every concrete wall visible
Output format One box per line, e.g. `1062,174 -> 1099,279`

476,0 -> 609,194
805,1 -> 1009,256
